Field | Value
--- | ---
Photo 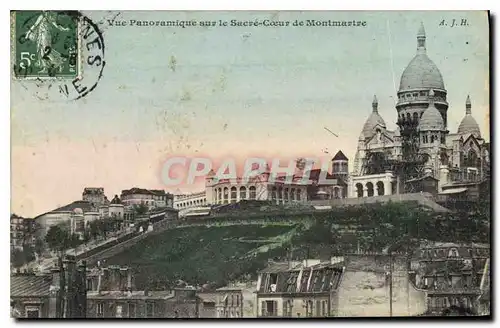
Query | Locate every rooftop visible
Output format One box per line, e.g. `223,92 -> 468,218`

11,274 -> 52,298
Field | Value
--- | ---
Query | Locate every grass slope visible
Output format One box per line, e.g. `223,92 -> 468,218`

106,224 -> 297,290
106,201 -> 490,290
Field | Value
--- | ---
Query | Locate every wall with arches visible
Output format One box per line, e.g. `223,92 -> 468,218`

350,173 -> 396,198
208,182 -> 308,205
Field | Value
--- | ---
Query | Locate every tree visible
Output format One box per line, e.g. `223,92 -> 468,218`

34,238 -> 45,258
83,230 -> 91,245
44,225 -> 70,252
22,246 -> 36,263
133,203 -> 149,216
11,249 -> 25,268
89,221 -> 100,240
69,233 -> 81,249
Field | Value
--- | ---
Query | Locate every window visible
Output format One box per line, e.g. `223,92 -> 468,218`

262,300 -> 277,317
449,248 -> 459,258
25,307 -> 40,318
97,303 -> 104,318
116,304 -> 123,318
128,303 -> 136,318
305,300 -> 314,317
249,186 -> 257,200
286,272 -> 298,292
239,187 -> 247,200
230,187 -> 237,203
322,301 -> 328,316
86,278 -> 93,291
296,189 -> 301,201
283,300 -> 293,317
146,302 -> 154,318
268,274 -> 278,292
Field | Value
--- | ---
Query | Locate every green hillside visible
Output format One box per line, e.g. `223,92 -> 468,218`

106,200 -> 490,290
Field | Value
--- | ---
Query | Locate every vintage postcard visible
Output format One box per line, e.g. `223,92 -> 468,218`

10,10 -> 490,319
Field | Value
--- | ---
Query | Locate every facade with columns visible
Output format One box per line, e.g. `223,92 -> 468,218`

350,22 -> 489,198
205,169 -> 309,205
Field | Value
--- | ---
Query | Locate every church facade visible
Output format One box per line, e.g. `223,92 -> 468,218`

350,23 -> 489,199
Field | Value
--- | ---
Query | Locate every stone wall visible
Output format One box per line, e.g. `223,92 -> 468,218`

335,255 -> 427,317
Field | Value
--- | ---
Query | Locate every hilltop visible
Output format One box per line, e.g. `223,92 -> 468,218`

105,200 -> 490,290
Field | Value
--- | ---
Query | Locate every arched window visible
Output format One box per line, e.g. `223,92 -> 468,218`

296,189 -> 301,201
406,113 -> 411,121
413,112 -> 419,122
277,187 -> 283,201
284,188 -> 289,201
366,182 -> 374,197
333,187 -> 339,199
448,248 -> 459,258
239,186 -> 247,200
468,150 -> 478,168
218,189 -> 222,204
249,186 -> 256,200
290,188 -> 295,201
355,183 -> 363,198
230,187 -> 237,203
223,187 -> 229,204
376,181 -> 385,196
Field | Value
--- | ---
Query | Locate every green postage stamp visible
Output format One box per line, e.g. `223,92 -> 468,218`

12,11 -> 79,79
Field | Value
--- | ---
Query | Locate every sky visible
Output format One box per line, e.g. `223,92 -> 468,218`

11,10 -> 490,217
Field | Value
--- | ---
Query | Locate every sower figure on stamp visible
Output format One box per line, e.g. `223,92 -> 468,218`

24,11 -> 69,74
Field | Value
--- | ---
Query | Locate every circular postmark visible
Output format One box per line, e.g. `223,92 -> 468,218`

12,10 -> 105,101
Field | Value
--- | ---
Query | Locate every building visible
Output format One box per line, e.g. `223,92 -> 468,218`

11,274 -> 54,318
10,214 -> 37,250
410,242 -> 490,315
120,188 -> 174,210
214,286 -> 244,318
10,256 -> 87,318
173,191 -> 209,217
82,188 -> 108,208
255,255 -> 427,317
351,23 -> 488,199
256,259 -> 342,317
34,200 -> 99,237
86,265 -> 200,318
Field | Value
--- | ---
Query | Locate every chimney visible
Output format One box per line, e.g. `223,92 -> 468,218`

97,268 -> 103,294
330,256 -> 344,265
302,259 -> 321,268
127,268 -> 132,292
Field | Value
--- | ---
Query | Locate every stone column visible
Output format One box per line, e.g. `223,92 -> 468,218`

384,180 -> 392,196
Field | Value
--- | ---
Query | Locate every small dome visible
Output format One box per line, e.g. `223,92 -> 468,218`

419,90 -> 444,131
360,113 -> 386,138
457,95 -> 481,138
110,195 -> 122,204
458,115 -> 481,138
360,95 -> 386,139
